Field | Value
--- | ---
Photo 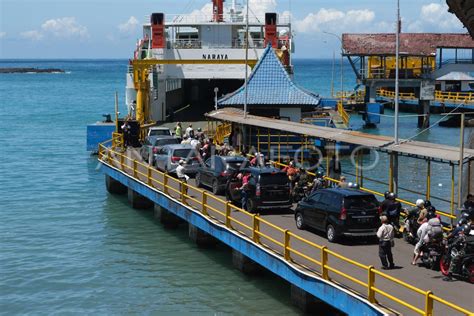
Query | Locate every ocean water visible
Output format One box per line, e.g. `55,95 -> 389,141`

0,59 -> 464,314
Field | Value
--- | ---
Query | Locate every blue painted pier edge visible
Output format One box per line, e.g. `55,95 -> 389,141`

101,162 -> 387,316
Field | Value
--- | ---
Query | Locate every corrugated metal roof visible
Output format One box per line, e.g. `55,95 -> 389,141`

436,71 -> 474,81
218,45 -> 320,107
206,108 -> 474,163
342,33 -> 474,56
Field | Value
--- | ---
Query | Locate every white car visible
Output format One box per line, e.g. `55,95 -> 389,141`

148,126 -> 172,137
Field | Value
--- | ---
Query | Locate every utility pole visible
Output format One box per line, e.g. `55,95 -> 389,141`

243,0 -> 249,119
394,0 -> 400,144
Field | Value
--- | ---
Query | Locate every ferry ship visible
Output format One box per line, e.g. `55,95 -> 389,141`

126,0 -> 293,122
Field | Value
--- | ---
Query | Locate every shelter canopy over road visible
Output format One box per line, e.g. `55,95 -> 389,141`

206,108 -> 474,163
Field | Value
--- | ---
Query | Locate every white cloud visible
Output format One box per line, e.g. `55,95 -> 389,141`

0,32 -> 6,39
295,8 -> 375,34
118,16 -> 139,35
20,30 -> 44,41
406,3 -> 464,32
20,17 -> 88,41
247,0 -> 277,20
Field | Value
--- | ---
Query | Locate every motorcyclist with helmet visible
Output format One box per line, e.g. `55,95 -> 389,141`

412,211 -> 443,265
443,224 -> 471,281
405,199 -> 425,241
381,192 -> 402,233
310,170 -> 326,193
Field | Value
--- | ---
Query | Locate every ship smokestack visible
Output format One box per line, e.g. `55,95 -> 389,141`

213,0 -> 224,22
264,13 -> 278,48
151,13 -> 165,49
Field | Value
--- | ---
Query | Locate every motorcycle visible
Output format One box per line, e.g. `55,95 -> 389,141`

419,238 -> 445,270
403,211 -> 420,244
440,237 -> 474,283
291,181 -> 311,203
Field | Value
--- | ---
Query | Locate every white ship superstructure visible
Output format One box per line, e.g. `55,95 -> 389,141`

125,0 -> 294,121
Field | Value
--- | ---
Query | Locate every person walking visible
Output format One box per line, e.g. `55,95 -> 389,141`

377,215 -> 395,270
185,124 -> 194,138
175,122 -> 183,142
176,160 -> 190,195
239,172 -> 251,211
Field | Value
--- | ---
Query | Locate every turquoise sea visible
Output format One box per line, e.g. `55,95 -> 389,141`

0,59 -> 464,314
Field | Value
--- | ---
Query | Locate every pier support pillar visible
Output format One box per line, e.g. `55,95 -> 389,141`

417,100 -> 430,128
188,224 -> 217,248
290,284 -> 342,314
127,188 -> 153,209
154,204 -> 181,228
105,175 -> 127,195
232,249 -> 262,275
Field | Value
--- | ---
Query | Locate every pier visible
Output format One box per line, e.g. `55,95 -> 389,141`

98,126 -> 473,315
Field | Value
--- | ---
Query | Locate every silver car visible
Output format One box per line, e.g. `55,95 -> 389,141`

154,144 -> 201,176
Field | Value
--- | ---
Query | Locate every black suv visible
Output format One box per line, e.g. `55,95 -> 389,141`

226,167 -> 292,212
294,188 -> 381,242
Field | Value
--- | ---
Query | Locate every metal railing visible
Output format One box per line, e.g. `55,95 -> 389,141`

337,101 -> 350,126
378,89 -> 474,104
214,123 -> 232,144
98,138 -> 471,316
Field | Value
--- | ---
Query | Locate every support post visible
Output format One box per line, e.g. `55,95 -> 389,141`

257,128 -> 260,152
133,160 -> 138,178
278,130 -> 281,163
202,191 -> 208,216
181,180 -> 186,204
451,163 -> 455,220
457,113 -> 465,209
252,215 -> 260,243
321,246 -> 329,280
389,153 -> 394,193
225,202 -> 231,228
147,167 -> 152,186
163,174 -> 168,194
284,230 -> 291,261
426,160 -> 431,200
425,291 -> 434,316
267,128 -> 271,156
368,266 -> 376,303
360,152 -> 364,187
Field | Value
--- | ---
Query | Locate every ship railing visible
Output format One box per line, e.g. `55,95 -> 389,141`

360,67 -> 434,80
167,39 -> 202,49
98,142 -> 472,316
162,14 -> 291,25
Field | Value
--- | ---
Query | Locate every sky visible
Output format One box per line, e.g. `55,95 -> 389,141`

0,0 -> 467,59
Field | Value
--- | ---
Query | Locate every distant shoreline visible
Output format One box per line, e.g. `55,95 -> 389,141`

0,67 -> 65,74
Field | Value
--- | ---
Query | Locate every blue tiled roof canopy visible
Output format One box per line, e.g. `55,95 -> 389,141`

218,45 -> 320,107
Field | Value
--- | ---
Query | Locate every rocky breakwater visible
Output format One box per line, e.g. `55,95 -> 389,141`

0,67 -> 65,73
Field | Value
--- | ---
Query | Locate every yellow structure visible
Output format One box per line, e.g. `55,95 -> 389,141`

367,56 -> 435,79
130,59 -> 258,126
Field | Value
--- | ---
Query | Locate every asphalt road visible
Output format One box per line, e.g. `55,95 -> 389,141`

105,149 -> 474,315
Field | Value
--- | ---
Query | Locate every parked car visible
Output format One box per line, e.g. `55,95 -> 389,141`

196,156 -> 248,194
140,135 -> 179,162
154,144 -> 201,176
148,126 -> 172,137
225,167 -> 292,213
294,188 -> 381,243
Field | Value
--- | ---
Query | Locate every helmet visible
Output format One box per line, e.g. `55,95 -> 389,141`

384,191 -> 391,199
463,224 -> 471,235
458,218 -> 468,226
347,182 -> 354,188
388,192 -> 396,200
352,183 -> 360,189
316,170 -> 324,178
426,207 -> 436,219
416,199 -> 425,208
424,200 -> 432,208
179,159 -> 185,165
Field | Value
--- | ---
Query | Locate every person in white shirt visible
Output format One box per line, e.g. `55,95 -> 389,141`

185,124 -> 194,138
412,217 -> 430,265
377,215 -> 395,269
181,135 -> 191,145
176,160 -> 189,195
190,137 -> 200,150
